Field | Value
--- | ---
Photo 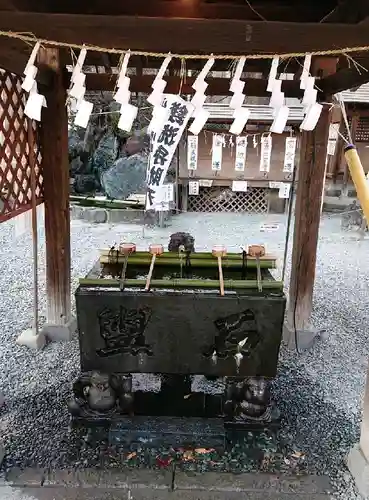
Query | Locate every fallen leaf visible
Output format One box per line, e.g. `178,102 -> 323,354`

126,452 -> 137,460
195,448 -> 214,454
284,458 -> 290,465
291,451 -> 305,459
156,456 -> 173,467
182,450 -> 194,461
183,394 -> 192,399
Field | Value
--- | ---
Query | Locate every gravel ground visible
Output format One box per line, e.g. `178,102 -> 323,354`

0,208 -> 368,499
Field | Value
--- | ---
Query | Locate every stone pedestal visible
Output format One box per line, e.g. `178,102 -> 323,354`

347,444 -> 369,498
41,316 -> 77,342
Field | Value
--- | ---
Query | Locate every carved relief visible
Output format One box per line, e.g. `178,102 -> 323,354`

203,309 -> 260,359
97,306 -> 153,357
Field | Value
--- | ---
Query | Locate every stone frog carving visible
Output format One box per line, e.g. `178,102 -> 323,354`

97,306 -> 153,357
168,232 -> 195,253
203,309 -> 260,359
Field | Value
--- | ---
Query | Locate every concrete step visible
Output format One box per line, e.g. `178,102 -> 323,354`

1,468 -> 332,500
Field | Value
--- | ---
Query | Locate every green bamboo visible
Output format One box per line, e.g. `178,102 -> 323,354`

101,250 -> 275,262
100,256 -> 276,269
79,278 -> 283,290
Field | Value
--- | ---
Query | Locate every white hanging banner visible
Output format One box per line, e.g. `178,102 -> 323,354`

232,180 -> 248,192
278,182 -> 291,199
189,181 -> 200,195
283,137 -> 297,173
146,95 -> 193,210
235,136 -> 247,172
211,134 -> 223,171
187,135 -> 198,170
259,135 -> 272,172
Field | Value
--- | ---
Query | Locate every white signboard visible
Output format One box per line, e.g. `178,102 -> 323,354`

187,135 -> 198,170
232,180 -> 248,192
189,181 -> 200,196
260,135 -> 272,172
260,223 -> 280,232
269,181 -> 281,189
278,182 -> 291,199
283,137 -> 297,173
327,139 -> 336,156
146,95 -> 193,210
235,136 -> 247,172
199,179 -> 213,187
211,134 -> 223,171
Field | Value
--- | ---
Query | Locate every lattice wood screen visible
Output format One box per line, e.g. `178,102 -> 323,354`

188,187 -> 268,213
0,70 -> 43,223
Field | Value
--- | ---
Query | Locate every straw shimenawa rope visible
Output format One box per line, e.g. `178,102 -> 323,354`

1,30 -> 369,60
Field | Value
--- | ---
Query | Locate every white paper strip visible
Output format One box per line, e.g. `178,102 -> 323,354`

230,57 -> 246,93
327,139 -> 336,156
300,54 -> 312,90
117,103 -> 138,132
259,135 -> 272,172
283,137 -> 297,173
230,92 -> 245,110
192,57 -> 215,91
187,135 -> 198,170
270,106 -> 289,134
147,79 -> 167,106
24,92 -> 44,121
230,79 -> 245,96
188,108 -> 209,135
147,105 -> 170,134
211,135 -> 223,171
232,180 -> 248,192
119,51 -> 131,80
302,77 -> 317,106
153,55 -> 172,87
300,103 -> 323,131
71,48 -> 87,84
230,108 -> 250,135
22,65 -> 38,92
74,100 -> 93,129
235,136 -> 247,171
191,92 -> 207,110
189,181 -> 200,195
24,42 -> 40,76
279,182 -> 291,199
267,57 -> 279,92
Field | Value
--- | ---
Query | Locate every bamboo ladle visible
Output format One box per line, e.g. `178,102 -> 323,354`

212,245 -> 227,296
248,244 -> 265,292
119,242 -> 136,290
145,244 -> 164,291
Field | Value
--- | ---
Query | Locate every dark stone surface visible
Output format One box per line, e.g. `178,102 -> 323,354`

75,288 -> 286,378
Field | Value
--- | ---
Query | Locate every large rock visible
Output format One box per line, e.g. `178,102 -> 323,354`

101,154 -> 148,200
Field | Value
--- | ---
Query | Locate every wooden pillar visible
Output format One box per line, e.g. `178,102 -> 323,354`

285,105 -> 331,343
39,48 -> 71,324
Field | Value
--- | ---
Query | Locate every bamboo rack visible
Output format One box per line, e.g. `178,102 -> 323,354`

100,255 -> 276,269
79,278 -> 283,289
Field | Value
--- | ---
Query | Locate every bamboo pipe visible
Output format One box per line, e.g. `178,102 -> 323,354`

248,244 -> 265,293
100,250 -> 277,262
344,145 -> 369,226
145,244 -> 164,291
212,245 -> 227,296
118,242 -> 136,290
80,278 -> 284,289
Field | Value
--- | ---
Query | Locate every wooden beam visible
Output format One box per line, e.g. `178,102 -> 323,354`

83,73 -> 303,97
0,0 -> 338,23
1,12 -> 369,56
39,47 -> 71,325
320,61 -> 369,95
285,104 -> 331,347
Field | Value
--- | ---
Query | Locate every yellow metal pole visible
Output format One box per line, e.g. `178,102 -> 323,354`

344,145 -> 369,225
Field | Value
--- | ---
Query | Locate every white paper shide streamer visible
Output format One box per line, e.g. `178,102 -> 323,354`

113,51 -> 138,132
68,47 -> 94,129
23,43 -> 47,122
283,137 -> 297,173
229,57 -> 250,135
235,136 -> 247,172
300,74 -> 322,131
189,57 -> 214,135
187,135 -> 198,170
267,57 -> 290,134
259,135 -> 272,173
211,135 -> 223,171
